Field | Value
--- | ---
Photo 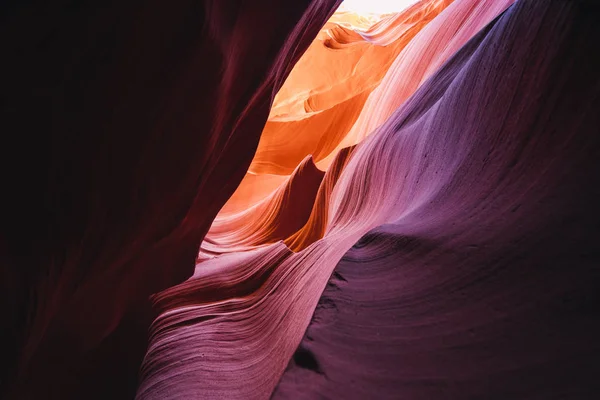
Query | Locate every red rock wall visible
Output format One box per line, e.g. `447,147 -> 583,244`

0,1 -> 341,398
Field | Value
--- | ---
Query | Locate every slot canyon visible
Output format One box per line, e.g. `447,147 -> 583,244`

2,0 -> 599,398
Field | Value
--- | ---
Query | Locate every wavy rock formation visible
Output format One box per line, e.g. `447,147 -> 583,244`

210,0 -> 516,254
275,1 -> 600,397
205,1 -> 459,235
203,155 -> 324,254
140,0 -> 600,399
203,0 -> 460,254
318,0 -> 516,168
284,145 -> 356,252
4,0 -> 599,399
249,0 -> 454,176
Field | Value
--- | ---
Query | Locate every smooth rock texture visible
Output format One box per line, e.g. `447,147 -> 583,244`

141,0 -> 600,399
4,0 -> 600,399
275,0 -> 600,398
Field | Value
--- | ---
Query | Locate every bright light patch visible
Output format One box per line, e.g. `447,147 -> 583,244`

339,0 -> 420,15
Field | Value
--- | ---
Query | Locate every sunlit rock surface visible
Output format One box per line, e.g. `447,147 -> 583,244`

140,0 -> 600,399
204,0 -> 515,254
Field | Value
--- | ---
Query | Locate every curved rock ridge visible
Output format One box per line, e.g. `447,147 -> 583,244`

248,0 -> 455,176
274,0 -> 600,398
284,145 -> 357,252
316,0 -> 516,169
210,0 -> 516,255
140,0 -> 600,398
135,0 -> 600,399
202,145 -> 356,256
1,0 -> 342,398
203,155 -> 324,254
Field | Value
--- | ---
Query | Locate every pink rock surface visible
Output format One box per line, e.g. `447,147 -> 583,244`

4,0 -> 600,399
139,0 -> 600,399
